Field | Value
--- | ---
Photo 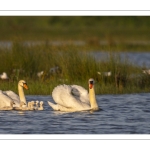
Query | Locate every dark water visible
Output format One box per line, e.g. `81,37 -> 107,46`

0,93 -> 150,134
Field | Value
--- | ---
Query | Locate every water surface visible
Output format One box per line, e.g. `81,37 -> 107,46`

91,51 -> 150,67
0,93 -> 150,134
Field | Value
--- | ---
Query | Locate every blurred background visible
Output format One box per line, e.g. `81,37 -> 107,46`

0,16 -> 150,94
0,16 -> 150,42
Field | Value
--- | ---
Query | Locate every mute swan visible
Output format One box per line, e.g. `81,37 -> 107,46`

48,78 -> 99,112
27,101 -> 35,110
13,102 -> 29,110
0,101 -> 13,110
0,80 -> 28,109
38,101 -> 44,110
27,102 -> 34,110
30,101 -> 35,110
35,100 -> 39,110
27,102 -> 31,110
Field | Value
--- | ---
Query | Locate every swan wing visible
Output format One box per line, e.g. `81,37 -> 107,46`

0,90 -> 13,108
71,85 -> 90,105
48,101 -> 79,112
52,84 -> 90,110
2,90 -> 20,106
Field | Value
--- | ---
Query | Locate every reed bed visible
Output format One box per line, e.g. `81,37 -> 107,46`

0,42 -> 149,95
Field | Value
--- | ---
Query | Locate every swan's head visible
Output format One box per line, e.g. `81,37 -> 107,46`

18,80 -> 28,90
40,101 -> 44,105
36,100 -> 39,106
88,78 -> 94,89
36,100 -> 39,103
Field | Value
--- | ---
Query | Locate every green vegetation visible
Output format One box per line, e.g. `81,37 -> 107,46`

0,16 -> 150,51
0,42 -> 149,95
0,16 -> 150,95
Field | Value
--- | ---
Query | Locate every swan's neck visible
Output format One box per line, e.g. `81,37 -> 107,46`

89,86 -> 99,110
18,84 -> 27,105
40,105 -> 43,109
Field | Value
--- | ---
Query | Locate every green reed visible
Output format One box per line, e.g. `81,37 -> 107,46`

0,42 -> 149,95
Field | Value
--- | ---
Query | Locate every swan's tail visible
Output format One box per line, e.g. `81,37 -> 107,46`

47,101 -> 60,111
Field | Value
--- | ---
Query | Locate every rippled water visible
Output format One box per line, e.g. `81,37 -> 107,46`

0,93 -> 150,134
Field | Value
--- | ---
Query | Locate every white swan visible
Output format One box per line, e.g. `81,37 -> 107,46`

47,78 -> 99,112
31,101 -> 35,110
38,101 -> 44,110
13,102 -> 29,110
0,101 -> 13,110
0,80 -> 28,109
28,101 -> 35,110
35,100 -> 39,110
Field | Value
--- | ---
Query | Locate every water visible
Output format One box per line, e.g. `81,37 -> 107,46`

0,93 -> 150,134
91,51 -> 150,68
1,41 -> 150,67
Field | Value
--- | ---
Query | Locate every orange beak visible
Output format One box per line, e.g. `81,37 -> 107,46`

89,83 -> 93,89
23,83 -> 28,90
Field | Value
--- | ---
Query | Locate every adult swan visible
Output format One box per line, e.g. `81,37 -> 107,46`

0,80 -> 28,109
47,78 -> 99,112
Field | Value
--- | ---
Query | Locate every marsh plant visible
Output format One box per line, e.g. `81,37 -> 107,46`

0,42 -> 149,95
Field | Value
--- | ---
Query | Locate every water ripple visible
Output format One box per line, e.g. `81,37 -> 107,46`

0,94 -> 150,134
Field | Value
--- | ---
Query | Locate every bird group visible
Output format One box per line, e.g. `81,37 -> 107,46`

13,100 -> 44,111
0,78 -> 99,112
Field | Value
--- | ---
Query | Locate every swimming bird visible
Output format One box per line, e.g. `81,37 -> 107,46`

47,78 -> 99,112
30,101 -> 36,109
13,102 -> 29,110
35,100 -> 39,110
0,101 -> 13,110
27,102 -> 34,110
0,80 -> 28,109
38,101 -> 44,110
27,102 -> 31,109
29,101 -> 35,110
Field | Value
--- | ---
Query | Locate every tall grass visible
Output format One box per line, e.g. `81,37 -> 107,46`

0,42 -> 149,95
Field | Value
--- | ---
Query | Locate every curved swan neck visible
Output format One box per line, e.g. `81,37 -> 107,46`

89,85 -> 99,110
18,84 -> 27,105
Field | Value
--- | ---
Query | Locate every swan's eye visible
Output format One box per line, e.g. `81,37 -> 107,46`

89,78 -> 94,84
89,81 -> 93,84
